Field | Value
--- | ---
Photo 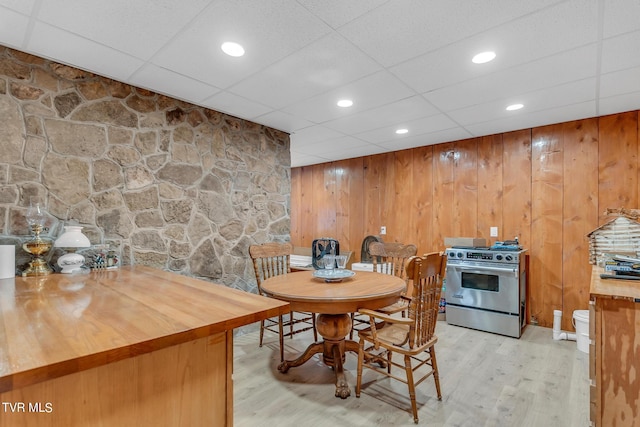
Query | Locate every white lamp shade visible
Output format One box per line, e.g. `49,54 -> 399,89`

55,226 -> 91,248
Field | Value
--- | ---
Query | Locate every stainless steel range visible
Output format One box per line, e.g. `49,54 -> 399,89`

445,246 -> 527,338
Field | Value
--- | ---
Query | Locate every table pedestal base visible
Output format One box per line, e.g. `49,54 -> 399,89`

278,313 -> 359,398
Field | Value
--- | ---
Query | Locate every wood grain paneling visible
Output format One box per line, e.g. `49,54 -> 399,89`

598,112 -> 638,225
433,143 -> 455,250
412,146 -> 434,254
290,167 -> 302,244
477,135 -> 503,245
1,334 -> 231,427
502,128 -> 533,324
502,130 -> 532,249
363,155 -> 385,239
292,166 -> 315,247
335,158 -> 364,257
380,153 -> 397,241
391,150 -> 414,244
531,124 -> 563,327
453,138 -> 479,238
290,110 -> 640,328
317,163 -> 337,237
562,119 -> 599,331
590,269 -> 640,427
600,298 -> 640,426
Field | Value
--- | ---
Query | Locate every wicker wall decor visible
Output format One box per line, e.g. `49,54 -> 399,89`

588,210 -> 640,264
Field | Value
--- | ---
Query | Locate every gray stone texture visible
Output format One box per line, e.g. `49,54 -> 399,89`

45,119 -> 107,157
0,47 -> 290,290
54,92 -> 82,117
135,210 -> 165,228
0,97 -> 23,165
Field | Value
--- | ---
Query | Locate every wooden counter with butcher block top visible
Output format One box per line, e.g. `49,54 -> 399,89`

0,265 -> 289,427
589,266 -> 640,427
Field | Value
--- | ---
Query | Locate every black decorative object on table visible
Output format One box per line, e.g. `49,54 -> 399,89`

311,238 -> 340,270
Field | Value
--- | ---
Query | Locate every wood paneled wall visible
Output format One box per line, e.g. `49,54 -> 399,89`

290,111 -> 640,329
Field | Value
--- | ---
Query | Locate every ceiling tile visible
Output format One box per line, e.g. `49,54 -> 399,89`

321,143 -> 389,162
295,135 -> 370,157
129,64 -> 221,104
228,32 -> 380,109
152,0 -> 331,89
354,114 -> 459,144
599,91 -> 640,116
296,0 -> 388,29
600,66 -> 640,98
602,0 -> 640,37
282,70 -> 415,123
0,0 -> 35,15
27,22 -> 144,81
291,135 -> 382,165
424,45 -> 598,111
601,30 -> 640,74
201,91 -> 274,122
36,0 -> 211,59
0,6 -> 29,48
338,0 -> 565,67
290,151 -> 330,167
253,110 -> 313,134
322,96 -> 440,135
377,127 -> 473,150
391,0 -> 598,94
291,125 -> 346,147
449,78 -> 597,126
465,101 -> 596,136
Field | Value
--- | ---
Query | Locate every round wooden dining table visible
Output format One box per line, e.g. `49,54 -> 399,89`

260,269 -> 406,398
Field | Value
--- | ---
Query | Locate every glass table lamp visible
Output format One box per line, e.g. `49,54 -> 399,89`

54,226 -> 91,274
22,200 -> 54,277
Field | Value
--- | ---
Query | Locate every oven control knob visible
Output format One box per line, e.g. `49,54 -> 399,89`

496,254 -> 503,261
505,255 -> 513,261
449,251 -> 456,258
457,252 -> 463,258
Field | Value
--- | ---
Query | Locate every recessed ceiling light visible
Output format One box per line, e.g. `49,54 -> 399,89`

337,99 -> 353,108
395,128 -> 408,134
506,103 -> 524,111
221,42 -> 245,57
472,51 -> 496,64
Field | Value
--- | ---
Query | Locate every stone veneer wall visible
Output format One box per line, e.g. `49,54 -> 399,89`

0,47 -> 291,293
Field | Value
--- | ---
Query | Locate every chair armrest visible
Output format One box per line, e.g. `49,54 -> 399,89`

357,309 -> 412,326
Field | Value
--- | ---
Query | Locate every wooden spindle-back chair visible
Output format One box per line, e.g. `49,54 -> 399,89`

355,252 -> 446,423
351,242 -> 417,338
249,242 -> 317,362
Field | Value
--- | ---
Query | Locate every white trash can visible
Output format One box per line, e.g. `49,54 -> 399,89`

573,310 -> 590,353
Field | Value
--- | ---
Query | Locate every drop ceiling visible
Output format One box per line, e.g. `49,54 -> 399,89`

1,0 -> 639,167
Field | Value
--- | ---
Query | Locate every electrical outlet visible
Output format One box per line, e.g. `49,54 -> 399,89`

490,227 -> 498,237
380,226 -> 387,235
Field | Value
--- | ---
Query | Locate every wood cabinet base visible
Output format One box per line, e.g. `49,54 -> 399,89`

590,266 -> 640,427
0,332 -> 232,427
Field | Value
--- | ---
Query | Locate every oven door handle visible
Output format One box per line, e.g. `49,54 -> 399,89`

449,264 -> 518,275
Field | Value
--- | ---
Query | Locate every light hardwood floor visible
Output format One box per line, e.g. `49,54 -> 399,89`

234,321 -> 589,426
